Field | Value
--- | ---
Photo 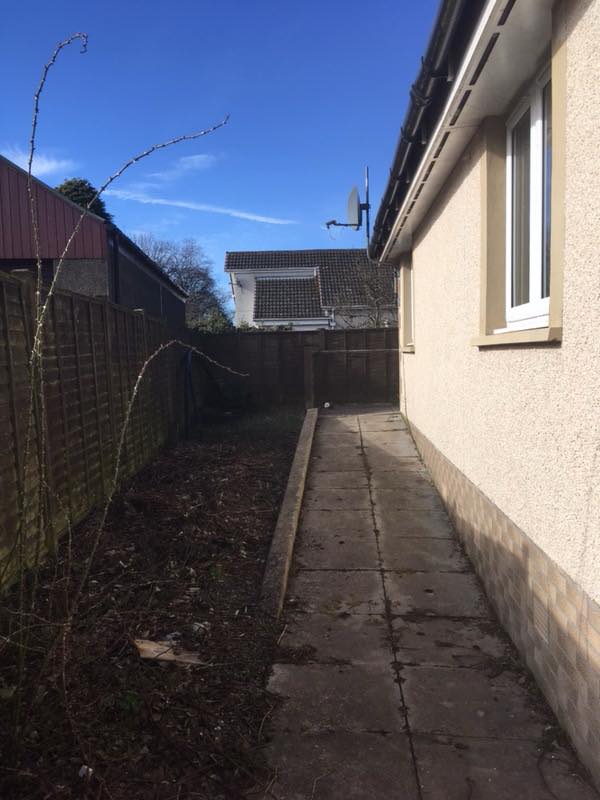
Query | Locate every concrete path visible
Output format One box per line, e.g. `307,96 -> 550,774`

266,407 -> 599,800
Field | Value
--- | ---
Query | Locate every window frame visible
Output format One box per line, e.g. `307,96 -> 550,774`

503,67 -> 551,332
399,263 -> 415,351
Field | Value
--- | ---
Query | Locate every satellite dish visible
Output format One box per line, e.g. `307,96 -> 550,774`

347,186 -> 362,230
325,168 -> 370,243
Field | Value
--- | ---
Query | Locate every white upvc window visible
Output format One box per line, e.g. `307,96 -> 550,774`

503,69 -> 552,331
400,264 -> 414,349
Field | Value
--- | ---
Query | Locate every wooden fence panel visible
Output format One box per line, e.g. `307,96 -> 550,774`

192,327 -> 399,409
0,271 -> 196,584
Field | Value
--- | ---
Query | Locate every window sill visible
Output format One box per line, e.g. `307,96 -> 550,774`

471,326 -> 562,348
401,344 -> 415,353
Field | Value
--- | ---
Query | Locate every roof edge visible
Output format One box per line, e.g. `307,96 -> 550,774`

369,0 -> 486,260
0,154 -> 108,226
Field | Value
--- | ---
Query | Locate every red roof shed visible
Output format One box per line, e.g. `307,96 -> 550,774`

0,155 -> 107,260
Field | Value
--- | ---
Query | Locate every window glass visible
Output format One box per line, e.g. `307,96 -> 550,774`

542,81 -> 552,298
405,268 -> 413,344
511,109 -> 530,307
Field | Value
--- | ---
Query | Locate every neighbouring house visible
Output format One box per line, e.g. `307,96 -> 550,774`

0,155 -> 187,327
370,0 -> 600,785
225,248 -> 397,330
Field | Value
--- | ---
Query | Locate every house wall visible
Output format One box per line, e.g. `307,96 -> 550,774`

399,0 -> 600,782
231,272 -> 256,326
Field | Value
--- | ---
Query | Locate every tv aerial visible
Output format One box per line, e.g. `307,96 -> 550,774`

325,166 -> 371,245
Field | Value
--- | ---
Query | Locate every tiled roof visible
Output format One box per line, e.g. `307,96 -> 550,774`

253,277 -> 325,320
319,260 -> 396,308
225,248 -> 370,272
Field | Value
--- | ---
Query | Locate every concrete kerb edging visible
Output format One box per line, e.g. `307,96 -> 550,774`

260,407 -> 318,619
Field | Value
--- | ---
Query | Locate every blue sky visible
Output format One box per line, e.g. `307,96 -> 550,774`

1,1 -> 438,297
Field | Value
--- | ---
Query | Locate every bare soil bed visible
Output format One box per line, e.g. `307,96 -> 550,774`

0,410 -> 302,800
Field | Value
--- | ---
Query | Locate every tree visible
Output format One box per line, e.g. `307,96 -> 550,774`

54,177 -> 113,222
133,233 -> 230,328
194,308 -> 234,333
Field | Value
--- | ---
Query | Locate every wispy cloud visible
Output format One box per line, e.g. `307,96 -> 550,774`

1,146 -> 78,178
148,153 -> 218,181
105,188 -> 298,225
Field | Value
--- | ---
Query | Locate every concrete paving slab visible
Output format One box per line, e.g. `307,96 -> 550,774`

363,438 -> 419,460
413,735 -> 600,800
303,487 -> 372,511
385,572 -> 491,618
380,537 -> 470,572
287,569 -> 384,615
360,416 -> 408,431
310,450 -> 365,472
299,508 -> 374,536
312,442 -> 362,458
264,408 -> 598,797
402,666 -> 550,739
313,432 -> 361,448
369,469 -> 432,490
368,458 -> 425,475
317,417 -> 360,434
375,506 -> 454,539
295,525 -> 379,569
306,470 -> 369,490
266,732 -> 419,800
279,612 -> 391,666
362,429 -> 415,446
364,450 -> 420,470
361,421 -> 408,433
392,617 -> 508,667
373,485 -> 445,512
268,663 -> 406,734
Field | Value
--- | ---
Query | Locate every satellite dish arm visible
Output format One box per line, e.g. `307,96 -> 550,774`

363,166 -> 370,245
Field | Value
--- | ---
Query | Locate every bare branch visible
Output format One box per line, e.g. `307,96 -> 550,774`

31,114 -> 229,357
27,33 -> 89,313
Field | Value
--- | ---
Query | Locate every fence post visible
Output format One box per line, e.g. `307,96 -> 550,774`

303,346 -> 315,408
70,295 -> 93,507
101,303 -> 119,479
88,303 -> 107,495
1,279 -> 25,542
50,293 -> 74,520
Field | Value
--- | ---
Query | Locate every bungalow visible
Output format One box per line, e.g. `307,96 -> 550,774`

370,0 -> 600,784
0,155 -> 187,327
225,248 -> 397,330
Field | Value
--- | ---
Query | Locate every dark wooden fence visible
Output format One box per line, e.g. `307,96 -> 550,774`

0,270 -> 202,582
310,348 -> 399,406
192,327 -> 399,409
